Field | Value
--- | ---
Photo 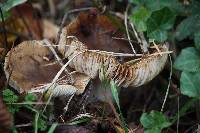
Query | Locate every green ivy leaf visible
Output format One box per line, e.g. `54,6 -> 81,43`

129,0 -> 145,5
37,117 -> 47,131
0,0 -> 27,21
110,80 -> 120,109
174,47 -> 200,72
130,0 -> 183,12
130,6 -> 151,32
194,31 -> 200,51
1,0 -> 27,12
25,93 -> 37,102
110,80 -> 128,133
140,111 -> 171,133
180,71 -> 200,97
148,30 -> 168,42
189,0 -> 200,15
147,7 -> 176,42
2,88 -> 21,114
3,89 -> 19,103
176,15 -> 200,41
0,11 -> 10,21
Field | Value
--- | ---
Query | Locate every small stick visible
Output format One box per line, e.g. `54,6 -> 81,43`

130,22 -> 149,53
112,36 -> 139,44
15,123 -> 32,128
88,49 -> 143,57
161,54 -> 172,112
177,96 -> 180,133
124,5 -> 136,54
130,23 -> 141,44
43,39 -> 74,83
152,40 -> 162,55
89,49 -> 172,57
48,0 -> 56,17
63,92 -> 76,113
57,0 -> 70,10
42,51 -> 85,113
6,102 -> 52,105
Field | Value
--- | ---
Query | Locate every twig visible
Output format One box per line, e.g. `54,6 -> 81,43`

71,113 -> 93,121
112,36 -> 139,44
130,23 -> 141,44
57,0 -> 70,10
124,5 -> 136,54
88,49 -> 143,57
43,39 -> 74,83
42,43 -> 172,57
42,51 -> 85,113
161,54 -> 172,112
48,0 -> 56,17
130,22 -> 148,53
6,102 -> 52,105
109,11 -> 125,20
89,49 -> 172,57
15,123 -> 32,128
152,40 -> 162,55
63,92 -> 76,113
177,96 -> 179,133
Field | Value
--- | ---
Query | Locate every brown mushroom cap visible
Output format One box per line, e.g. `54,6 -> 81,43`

4,40 -> 90,94
59,10 -> 138,62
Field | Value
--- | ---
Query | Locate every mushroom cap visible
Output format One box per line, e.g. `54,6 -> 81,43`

4,40 -> 90,94
58,11 -> 137,62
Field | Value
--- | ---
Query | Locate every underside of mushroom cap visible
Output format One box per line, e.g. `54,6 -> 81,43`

4,40 -> 90,94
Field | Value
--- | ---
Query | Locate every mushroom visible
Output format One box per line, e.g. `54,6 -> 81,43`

58,11 -> 170,88
4,40 -> 90,95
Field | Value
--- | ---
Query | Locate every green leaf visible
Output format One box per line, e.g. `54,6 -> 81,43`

37,117 -> 47,131
130,0 -> 183,12
25,93 -> 37,102
3,89 -> 19,103
48,123 -> 58,133
194,31 -> 200,50
176,15 -> 200,40
140,111 -> 171,133
2,88 -> 21,114
67,117 -> 91,125
129,0 -> 145,5
147,7 -> 176,42
130,6 -> 151,32
148,30 -> 168,42
0,11 -> 11,21
0,0 -> 27,21
180,71 -> 200,97
189,0 -> 200,15
146,0 -> 183,13
174,47 -> 200,72
110,80 -> 120,109
1,0 -> 27,12
110,80 -> 128,133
